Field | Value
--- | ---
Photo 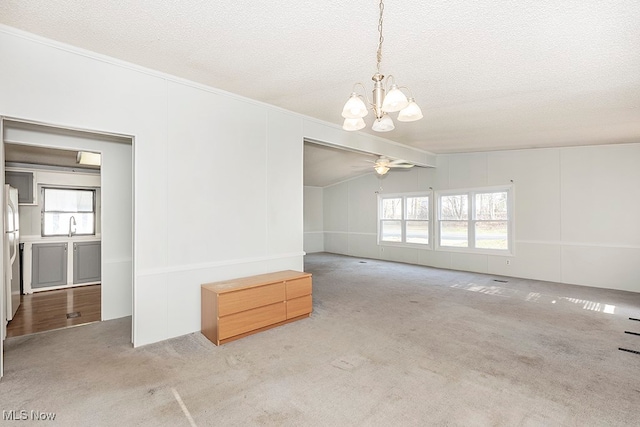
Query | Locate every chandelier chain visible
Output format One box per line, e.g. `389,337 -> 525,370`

376,0 -> 384,73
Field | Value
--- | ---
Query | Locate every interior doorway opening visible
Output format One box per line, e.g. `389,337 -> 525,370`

4,142 -> 103,337
1,117 -> 134,378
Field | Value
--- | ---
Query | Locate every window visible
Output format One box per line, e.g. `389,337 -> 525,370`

379,193 -> 430,246
380,197 -> 402,242
406,196 -> 429,244
42,188 -> 96,237
437,187 -> 512,253
474,191 -> 509,250
439,194 -> 468,247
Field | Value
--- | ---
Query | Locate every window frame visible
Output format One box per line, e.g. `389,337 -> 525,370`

436,185 -> 514,256
41,186 -> 97,237
377,191 -> 433,249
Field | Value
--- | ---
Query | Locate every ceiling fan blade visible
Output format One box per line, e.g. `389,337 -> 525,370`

389,164 -> 414,168
388,159 -> 410,165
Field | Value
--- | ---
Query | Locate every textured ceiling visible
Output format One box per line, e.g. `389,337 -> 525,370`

1,0 -> 639,158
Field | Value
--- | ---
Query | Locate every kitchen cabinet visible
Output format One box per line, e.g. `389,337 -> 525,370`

73,241 -> 101,284
32,242 -> 67,289
201,270 -> 312,345
5,171 -> 35,204
23,237 -> 101,292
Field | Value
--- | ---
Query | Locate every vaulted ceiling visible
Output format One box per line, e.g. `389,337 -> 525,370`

1,1 -> 639,185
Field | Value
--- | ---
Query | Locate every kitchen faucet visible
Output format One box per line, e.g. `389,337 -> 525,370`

68,216 -> 77,237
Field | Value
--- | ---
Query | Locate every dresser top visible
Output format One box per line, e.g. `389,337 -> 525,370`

202,270 -> 311,293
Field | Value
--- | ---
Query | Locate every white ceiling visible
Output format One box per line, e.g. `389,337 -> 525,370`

1,1 -> 639,183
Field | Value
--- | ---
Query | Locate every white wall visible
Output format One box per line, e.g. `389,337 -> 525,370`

303,186 -> 324,253
0,27 -> 308,346
323,144 -> 640,293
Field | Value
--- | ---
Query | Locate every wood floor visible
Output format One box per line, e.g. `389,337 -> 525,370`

6,285 -> 101,338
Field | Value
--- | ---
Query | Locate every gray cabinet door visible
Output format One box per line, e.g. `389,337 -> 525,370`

32,242 -> 68,289
73,241 -> 101,284
5,171 -> 34,204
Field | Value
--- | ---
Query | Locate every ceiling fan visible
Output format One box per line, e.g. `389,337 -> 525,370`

372,156 -> 414,175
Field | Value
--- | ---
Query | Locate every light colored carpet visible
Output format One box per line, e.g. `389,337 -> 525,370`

1,252 -> 639,426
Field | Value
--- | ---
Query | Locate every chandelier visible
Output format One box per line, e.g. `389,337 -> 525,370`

342,0 -> 423,132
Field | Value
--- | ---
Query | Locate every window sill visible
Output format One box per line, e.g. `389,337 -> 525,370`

377,241 -> 513,256
435,245 -> 513,257
378,241 -> 433,250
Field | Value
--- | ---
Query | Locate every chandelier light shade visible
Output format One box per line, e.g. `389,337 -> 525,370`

342,0 -> 423,132
371,114 -> 395,132
381,85 -> 409,112
341,93 -> 369,119
343,117 -> 367,131
397,98 -> 424,122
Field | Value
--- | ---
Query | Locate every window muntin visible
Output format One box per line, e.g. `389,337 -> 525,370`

437,187 -> 511,253
379,194 -> 430,246
42,188 -> 96,237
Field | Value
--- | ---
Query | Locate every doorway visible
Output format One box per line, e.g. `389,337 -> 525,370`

1,117 -> 134,378
4,143 -> 103,337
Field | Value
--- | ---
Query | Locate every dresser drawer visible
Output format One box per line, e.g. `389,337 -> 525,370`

218,282 -> 285,317
219,302 -> 286,340
287,294 -> 312,319
202,270 -> 311,345
286,276 -> 312,300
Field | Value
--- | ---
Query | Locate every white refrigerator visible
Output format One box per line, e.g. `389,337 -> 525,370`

4,185 -> 20,321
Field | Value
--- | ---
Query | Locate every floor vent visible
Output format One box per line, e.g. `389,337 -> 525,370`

493,279 -> 508,283
359,261 -> 367,264
67,312 -> 81,319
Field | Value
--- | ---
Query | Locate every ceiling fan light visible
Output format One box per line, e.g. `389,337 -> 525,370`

342,93 -> 369,119
381,84 -> 409,112
397,98 -> 423,122
343,117 -> 366,131
374,165 -> 390,175
371,114 -> 395,132
77,151 -> 101,166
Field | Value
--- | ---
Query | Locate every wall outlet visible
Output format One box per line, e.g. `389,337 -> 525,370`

506,259 -> 511,265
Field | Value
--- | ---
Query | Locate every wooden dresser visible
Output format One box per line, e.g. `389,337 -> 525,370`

201,270 -> 312,345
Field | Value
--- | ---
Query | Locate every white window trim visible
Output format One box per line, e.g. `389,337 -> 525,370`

435,185 -> 514,256
377,191 -> 433,249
